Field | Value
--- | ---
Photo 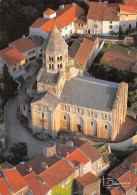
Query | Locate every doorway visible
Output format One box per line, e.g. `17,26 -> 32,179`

77,124 -> 82,132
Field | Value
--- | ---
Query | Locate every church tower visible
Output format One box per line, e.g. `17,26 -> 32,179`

43,25 -> 68,73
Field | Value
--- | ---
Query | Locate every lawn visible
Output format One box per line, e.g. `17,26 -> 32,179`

103,43 -> 137,60
52,179 -> 73,195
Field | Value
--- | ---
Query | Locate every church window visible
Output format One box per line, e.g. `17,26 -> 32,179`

91,121 -> 94,126
57,57 -> 59,61
60,64 -> 62,68
52,64 -> 54,69
49,56 -> 51,61
105,124 -> 107,129
77,108 -> 80,113
58,64 -> 59,69
64,115 -> 66,120
60,56 -> 62,60
42,113 -> 44,118
49,64 -> 51,69
64,105 -> 67,110
52,57 -> 54,61
91,111 -> 94,117
105,114 -> 107,120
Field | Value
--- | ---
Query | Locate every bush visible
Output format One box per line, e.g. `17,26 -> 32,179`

10,142 -> 28,161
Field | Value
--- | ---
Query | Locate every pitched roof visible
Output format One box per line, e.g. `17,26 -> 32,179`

87,2 -> 119,21
2,168 -> 28,193
39,159 -> 74,188
125,151 -> 137,163
56,146 -> 75,157
66,149 -> 89,167
118,170 -> 137,191
79,141 -> 103,163
101,51 -> 136,71
60,76 -> 119,112
68,137 -> 87,147
16,154 -> 60,176
74,38 -> 95,68
9,37 -> 36,53
0,47 -> 25,66
43,8 -> 56,15
108,162 -> 130,179
76,172 -> 100,186
120,4 -> 137,14
45,24 -> 68,54
0,177 -> 11,195
24,172 -> 51,194
124,0 -> 137,10
0,162 -> 13,169
110,188 -> 124,195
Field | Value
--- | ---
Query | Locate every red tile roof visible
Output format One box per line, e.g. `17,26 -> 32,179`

9,37 -> 36,53
39,159 -> 74,188
101,51 -> 136,71
24,172 -> 51,194
56,146 -> 75,157
2,168 -> 28,193
66,149 -> 89,167
120,4 -> 137,14
125,151 -> 137,163
108,162 -> 130,179
76,172 -> 100,186
43,8 -> 56,15
0,162 -> 13,169
87,2 -> 119,21
79,141 -> 103,163
132,162 -> 137,171
0,47 -> 25,66
0,177 -> 11,195
110,188 -> 124,195
30,18 -> 50,28
74,38 -> 95,67
124,0 -> 137,10
118,170 -> 137,191
16,154 -> 60,176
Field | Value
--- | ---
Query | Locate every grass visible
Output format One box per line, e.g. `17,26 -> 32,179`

52,179 -> 73,195
103,43 -> 137,60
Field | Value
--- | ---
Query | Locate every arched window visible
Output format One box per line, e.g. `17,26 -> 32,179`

60,56 -> 62,60
49,64 -> 51,69
57,57 -> 59,61
49,56 -> 51,61
52,57 -> 54,61
64,115 -> 66,120
52,64 -> 54,70
91,121 -> 94,126
60,63 -> 62,68
58,64 -> 59,69
105,124 -> 108,129
91,111 -> 94,117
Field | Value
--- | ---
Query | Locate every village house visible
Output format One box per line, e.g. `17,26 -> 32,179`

29,3 -> 85,40
0,47 -> 26,78
69,36 -> 104,73
101,50 -> 137,72
27,25 -> 128,141
0,139 -> 106,194
87,2 -> 137,36
106,150 -> 137,194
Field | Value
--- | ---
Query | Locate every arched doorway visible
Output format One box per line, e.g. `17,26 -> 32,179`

74,116 -> 83,133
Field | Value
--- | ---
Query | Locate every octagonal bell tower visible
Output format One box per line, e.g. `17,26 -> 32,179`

43,25 -> 68,73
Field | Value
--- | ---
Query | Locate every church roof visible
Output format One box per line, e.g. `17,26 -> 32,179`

45,25 -> 68,54
59,76 -> 119,112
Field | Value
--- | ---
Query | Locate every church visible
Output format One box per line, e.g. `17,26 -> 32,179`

30,25 -> 128,141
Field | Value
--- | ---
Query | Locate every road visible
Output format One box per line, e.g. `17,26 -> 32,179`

5,96 -> 46,158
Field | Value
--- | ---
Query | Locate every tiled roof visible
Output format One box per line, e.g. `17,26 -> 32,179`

124,0 -> 137,10
43,8 -> 56,15
110,188 -> 124,195
0,47 -> 25,66
16,154 -> 60,176
66,149 -> 89,167
75,15 -> 87,24
108,162 -> 130,179
101,51 -> 136,71
0,177 -> 11,195
125,151 -> 137,163
120,4 -> 137,14
39,159 -> 74,188
76,172 -> 100,186
60,76 -> 119,112
56,146 -> 75,157
87,2 -> 119,21
2,168 -> 28,193
132,162 -> 137,170
68,137 -> 87,147
118,170 -> 137,191
9,37 -> 36,53
79,141 -> 103,163
74,38 -> 95,67
30,18 -> 49,28
24,172 -> 51,194
0,162 -> 13,169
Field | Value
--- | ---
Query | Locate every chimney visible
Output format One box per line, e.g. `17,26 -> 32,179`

41,162 -> 48,169
66,152 -> 69,157
43,142 -> 56,157
22,35 -> 25,39
27,165 -> 32,172
66,140 -> 74,147
72,3 -> 76,6
59,5 -> 64,10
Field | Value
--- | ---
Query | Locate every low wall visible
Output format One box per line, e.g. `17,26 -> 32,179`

104,39 -> 123,45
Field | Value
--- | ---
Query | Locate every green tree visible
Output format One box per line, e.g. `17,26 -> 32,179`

10,142 -> 28,161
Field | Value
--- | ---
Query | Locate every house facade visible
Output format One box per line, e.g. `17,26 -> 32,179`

29,25 -> 128,141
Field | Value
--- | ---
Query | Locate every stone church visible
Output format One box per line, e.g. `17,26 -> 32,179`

30,25 -> 128,141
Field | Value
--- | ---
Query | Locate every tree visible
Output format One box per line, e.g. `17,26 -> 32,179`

10,142 -> 28,161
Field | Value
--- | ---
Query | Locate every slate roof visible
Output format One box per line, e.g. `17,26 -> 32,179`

37,68 -> 60,85
45,25 -> 68,54
59,76 -> 119,112
76,172 -> 100,186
